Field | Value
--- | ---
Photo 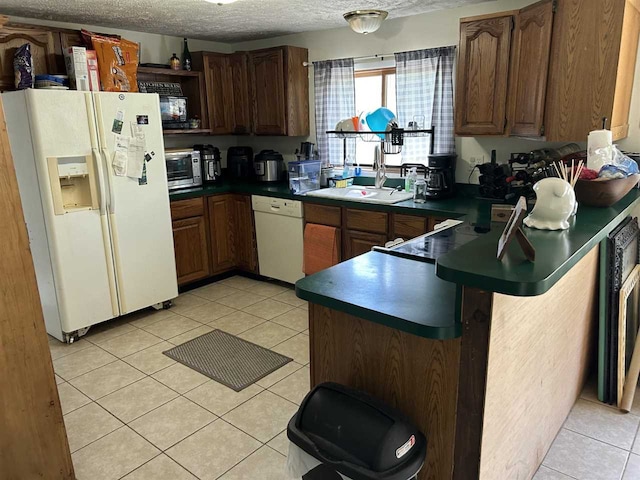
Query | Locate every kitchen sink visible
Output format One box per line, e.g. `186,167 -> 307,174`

305,186 -> 415,204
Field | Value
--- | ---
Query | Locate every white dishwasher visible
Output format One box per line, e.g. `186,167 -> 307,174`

252,195 -> 304,284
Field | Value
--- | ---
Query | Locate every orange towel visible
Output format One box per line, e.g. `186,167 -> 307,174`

303,223 -> 339,275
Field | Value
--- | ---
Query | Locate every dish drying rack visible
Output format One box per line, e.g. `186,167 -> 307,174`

326,127 -> 435,161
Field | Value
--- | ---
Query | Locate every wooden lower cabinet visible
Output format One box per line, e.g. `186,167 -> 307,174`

233,194 -> 258,273
208,195 -> 235,274
344,230 -> 388,259
172,216 -> 210,285
170,194 -> 258,286
171,197 -> 439,285
391,214 -> 428,239
306,203 -> 438,260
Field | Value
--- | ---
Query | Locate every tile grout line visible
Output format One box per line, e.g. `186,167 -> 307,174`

559,426 -> 635,453
66,401 -> 126,454
579,394 -> 640,419
540,464 -> 580,480
57,316 -> 305,394
65,281 -> 304,480
620,421 -> 640,478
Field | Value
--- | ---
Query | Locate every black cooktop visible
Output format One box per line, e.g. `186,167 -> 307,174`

374,222 -> 486,263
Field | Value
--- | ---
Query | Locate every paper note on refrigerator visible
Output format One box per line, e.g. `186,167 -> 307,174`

113,135 -> 129,176
127,137 -> 145,179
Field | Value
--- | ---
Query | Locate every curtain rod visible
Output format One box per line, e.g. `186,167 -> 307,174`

302,45 -> 456,67
303,53 -> 394,67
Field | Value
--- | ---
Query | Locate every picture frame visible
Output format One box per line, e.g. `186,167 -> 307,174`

618,264 -> 640,406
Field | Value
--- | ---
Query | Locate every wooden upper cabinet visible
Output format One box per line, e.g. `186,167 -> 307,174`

611,0 -> 640,140
545,0 -> 639,141
0,23 -> 59,91
455,14 -> 513,135
193,46 -> 308,136
54,29 -> 84,71
508,0 -> 554,136
249,46 -> 310,136
193,52 -> 234,135
229,52 -> 251,134
250,48 -> 287,135
457,0 -> 640,141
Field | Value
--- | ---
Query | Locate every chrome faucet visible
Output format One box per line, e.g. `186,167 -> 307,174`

373,144 -> 387,189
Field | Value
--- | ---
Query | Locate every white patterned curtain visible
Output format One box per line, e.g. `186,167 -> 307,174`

395,47 -> 456,163
314,59 -> 356,166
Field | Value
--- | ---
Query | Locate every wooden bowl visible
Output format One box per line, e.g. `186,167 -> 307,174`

574,174 -> 640,207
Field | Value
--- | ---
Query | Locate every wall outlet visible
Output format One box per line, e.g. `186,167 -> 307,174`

469,155 -> 485,170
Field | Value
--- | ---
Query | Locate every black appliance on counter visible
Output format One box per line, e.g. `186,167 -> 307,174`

425,154 -> 457,198
227,146 -> 254,179
195,144 -> 221,184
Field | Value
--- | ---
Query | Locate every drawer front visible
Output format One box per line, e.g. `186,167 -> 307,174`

171,197 -> 205,221
305,203 -> 342,227
392,214 -> 428,239
345,209 -> 388,234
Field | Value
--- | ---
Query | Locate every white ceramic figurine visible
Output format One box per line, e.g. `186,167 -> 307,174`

523,177 -> 576,231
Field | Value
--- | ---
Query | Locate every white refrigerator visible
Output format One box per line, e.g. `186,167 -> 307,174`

2,89 -> 178,342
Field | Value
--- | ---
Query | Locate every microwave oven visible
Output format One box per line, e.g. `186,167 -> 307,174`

160,96 -> 188,129
165,149 -> 202,190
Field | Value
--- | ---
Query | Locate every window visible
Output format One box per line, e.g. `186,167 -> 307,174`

354,68 -> 397,166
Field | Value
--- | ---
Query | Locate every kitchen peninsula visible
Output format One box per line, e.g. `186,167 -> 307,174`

296,190 -> 640,480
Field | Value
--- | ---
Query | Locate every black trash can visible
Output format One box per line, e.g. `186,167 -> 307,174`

286,382 -> 427,480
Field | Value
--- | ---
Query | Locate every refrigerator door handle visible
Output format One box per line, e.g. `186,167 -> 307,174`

100,146 -> 126,312
94,148 -> 119,316
101,147 -> 116,215
92,148 -> 107,216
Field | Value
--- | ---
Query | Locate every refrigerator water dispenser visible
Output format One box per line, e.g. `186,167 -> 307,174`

47,155 -> 99,215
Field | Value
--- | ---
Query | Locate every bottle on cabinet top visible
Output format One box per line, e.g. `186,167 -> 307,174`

182,39 -> 192,71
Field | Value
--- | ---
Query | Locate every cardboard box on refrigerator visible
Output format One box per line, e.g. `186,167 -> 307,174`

86,50 -> 100,91
64,46 -> 90,91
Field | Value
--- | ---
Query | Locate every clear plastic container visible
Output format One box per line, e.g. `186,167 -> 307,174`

414,179 -> 427,203
289,160 -> 321,194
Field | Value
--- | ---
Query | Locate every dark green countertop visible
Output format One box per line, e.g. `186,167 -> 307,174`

169,181 -> 294,201
295,252 -> 460,339
436,189 -> 640,296
170,179 -> 492,224
173,178 -> 640,338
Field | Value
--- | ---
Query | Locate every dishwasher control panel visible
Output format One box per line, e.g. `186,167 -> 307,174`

251,195 -> 303,218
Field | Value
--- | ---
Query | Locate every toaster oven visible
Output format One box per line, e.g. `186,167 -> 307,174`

165,149 -> 202,190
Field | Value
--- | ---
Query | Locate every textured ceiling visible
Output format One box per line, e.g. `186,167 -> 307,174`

0,0 -> 491,43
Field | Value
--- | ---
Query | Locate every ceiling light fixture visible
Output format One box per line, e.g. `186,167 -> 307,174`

343,10 -> 388,34
206,0 -> 239,4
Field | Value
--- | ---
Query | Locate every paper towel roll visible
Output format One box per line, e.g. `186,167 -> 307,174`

587,129 -> 613,171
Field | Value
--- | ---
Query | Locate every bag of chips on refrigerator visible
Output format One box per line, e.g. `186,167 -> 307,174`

14,43 -> 34,90
88,32 -> 139,92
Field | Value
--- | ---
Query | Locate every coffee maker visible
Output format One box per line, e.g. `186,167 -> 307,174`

425,154 -> 457,198
195,144 -> 221,184
227,146 -> 254,179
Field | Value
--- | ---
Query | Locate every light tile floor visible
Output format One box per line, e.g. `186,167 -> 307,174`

534,379 -> 640,480
51,275 -> 310,480
50,275 -> 640,479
